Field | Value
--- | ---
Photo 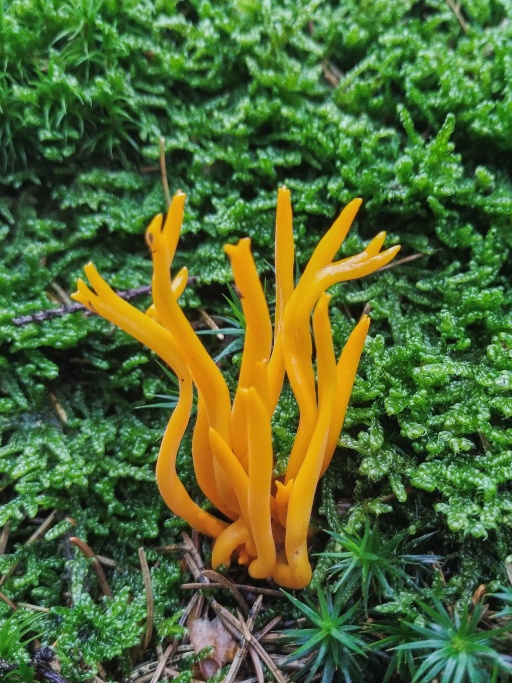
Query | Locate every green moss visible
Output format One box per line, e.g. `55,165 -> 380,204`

50,589 -> 146,679
1,0 -> 512,678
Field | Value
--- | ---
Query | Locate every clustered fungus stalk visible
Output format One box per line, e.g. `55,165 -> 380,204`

72,188 -> 400,589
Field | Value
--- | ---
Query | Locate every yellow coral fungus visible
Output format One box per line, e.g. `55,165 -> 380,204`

72,187 -> 400,589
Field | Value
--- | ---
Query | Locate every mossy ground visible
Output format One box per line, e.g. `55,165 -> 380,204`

0,0 -> 511,680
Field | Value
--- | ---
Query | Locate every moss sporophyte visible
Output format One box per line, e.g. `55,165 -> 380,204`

72,188 -> 400,589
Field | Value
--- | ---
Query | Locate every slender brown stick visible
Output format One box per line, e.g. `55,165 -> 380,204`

27,511 -> 58,544
250,651 -> 265,683
159,137 -> 172,209
445,0 -> 469,33
139,547 -> 154,650
241,602 -> 265,683
255,615 -> 282,641
180,581 -> 282,597
148,592 -> 201,683
155,543 -> 189,552
12,286 -> 150,326
70,537 -> 113,598
377,252 -> 424,272
471,584 -> 487,608
49,392 -> 68,425
12,279 -> 199,327
17,602 -> 50,613
179,534 -> 286,682
224,595 -> 263,683
148,642 -> 175,683
321,60 -> 343,87
201,569 -> 250,617
182,532 -> 204,569
199,308 -> 225,340
0,510 -> 57,587
95,662 -> 108,681
133,668 -> 180,683
0,522 -> 10,555
212,602 -> 286,683
95,554 -> 117,568
0,590 -> 17,610
51,281 -> 73,306
360,302 -> 372,318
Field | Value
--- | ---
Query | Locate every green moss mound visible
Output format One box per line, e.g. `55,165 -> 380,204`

1,0 -> 511,679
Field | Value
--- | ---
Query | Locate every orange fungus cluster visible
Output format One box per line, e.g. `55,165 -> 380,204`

72,188 -> 399,588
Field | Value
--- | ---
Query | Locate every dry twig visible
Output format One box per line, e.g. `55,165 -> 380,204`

322,60 -> 343,86
0,510 -> 57,587
377,252 -> 425,272
51,281 -> 73,306
255,615 -> 282,641
95,553 -> 117,568
224,595 -> 264,683
201,570 -> 250,617
159,137 -> 172,209
12,279 -> 200,327
17,602 -> 50,613
0,522 -> 10,555
199,308 -> 225,340
12,287 -> 151,326
180,581 -> 281,598
178,534 -> 287,683
0,590 -> 17,610
69,537 -> 113,599
211,602 -> 286,683
445,0 -> 469,34
149,591 -> 203,683
50,392 -> 68,425
147,642 -> 181,683
139,547 -> 154,651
